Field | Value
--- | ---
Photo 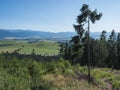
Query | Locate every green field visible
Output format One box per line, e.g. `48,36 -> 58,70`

0,39 -> 60,55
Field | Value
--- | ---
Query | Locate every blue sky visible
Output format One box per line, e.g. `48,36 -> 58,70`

0,0 -> 120,32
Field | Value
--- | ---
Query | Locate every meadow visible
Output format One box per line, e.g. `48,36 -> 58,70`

0,39 -> 59,55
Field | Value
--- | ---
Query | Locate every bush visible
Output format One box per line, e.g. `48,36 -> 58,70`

113,81 -> 120,89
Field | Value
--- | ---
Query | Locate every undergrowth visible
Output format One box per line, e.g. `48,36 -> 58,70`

0,57 -> 120,90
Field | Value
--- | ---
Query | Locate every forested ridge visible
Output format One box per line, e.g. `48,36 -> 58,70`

60,4 -> 120,70
60,30 -> 120,69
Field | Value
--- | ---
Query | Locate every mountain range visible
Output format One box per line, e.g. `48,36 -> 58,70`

0,29 -> 109,41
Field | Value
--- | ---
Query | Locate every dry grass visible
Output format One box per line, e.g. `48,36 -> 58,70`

41,74 -> 99,90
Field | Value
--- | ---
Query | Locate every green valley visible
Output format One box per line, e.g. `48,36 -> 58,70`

0,40 -> 59,55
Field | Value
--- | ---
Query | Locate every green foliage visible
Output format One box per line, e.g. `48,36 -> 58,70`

113,81 -> 120,89
91,69 -> 109,86
73,64 -> 88,75
0,53 -> 76,90
0,53 -> 120,90
112,76 -> 120,88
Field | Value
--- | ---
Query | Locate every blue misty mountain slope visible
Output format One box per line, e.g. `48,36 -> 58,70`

0,29 -> 110,41
0,29 -> 76,40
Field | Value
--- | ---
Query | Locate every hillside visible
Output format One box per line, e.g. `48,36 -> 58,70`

0,55 -> 120,90
0,39 -> 59,55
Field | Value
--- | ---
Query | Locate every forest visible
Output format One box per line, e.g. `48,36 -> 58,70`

60,29 -> 120,70
0,4 -> 120,90
59,4 -> 120,70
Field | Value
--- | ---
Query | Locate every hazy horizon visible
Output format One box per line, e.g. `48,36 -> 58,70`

0,0 -> 120,32
1,28 -> 118,33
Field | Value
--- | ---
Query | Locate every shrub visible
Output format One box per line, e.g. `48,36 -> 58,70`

112,81 -> 120,89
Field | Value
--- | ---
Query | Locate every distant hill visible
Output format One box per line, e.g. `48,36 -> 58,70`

0,29 -> 76,41
0,29 -> 76,40
0,29 -> 111,41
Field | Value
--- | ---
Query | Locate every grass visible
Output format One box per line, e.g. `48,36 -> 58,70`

0,39 -> 59,55
90,68 -> 120,89
41,74 -> 99,90
72,65 -> 120,89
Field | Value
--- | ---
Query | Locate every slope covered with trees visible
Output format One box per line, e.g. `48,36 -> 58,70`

59,4 -> 120,89
0,52 -> 120,90
60,4 -> 120,70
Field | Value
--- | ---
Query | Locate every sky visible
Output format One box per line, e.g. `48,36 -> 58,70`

0,0 -> 120,32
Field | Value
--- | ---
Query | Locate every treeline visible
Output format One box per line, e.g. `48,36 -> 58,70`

59,4 -> 120,70
60,30 -> 120,69
0,51 -> 60,62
